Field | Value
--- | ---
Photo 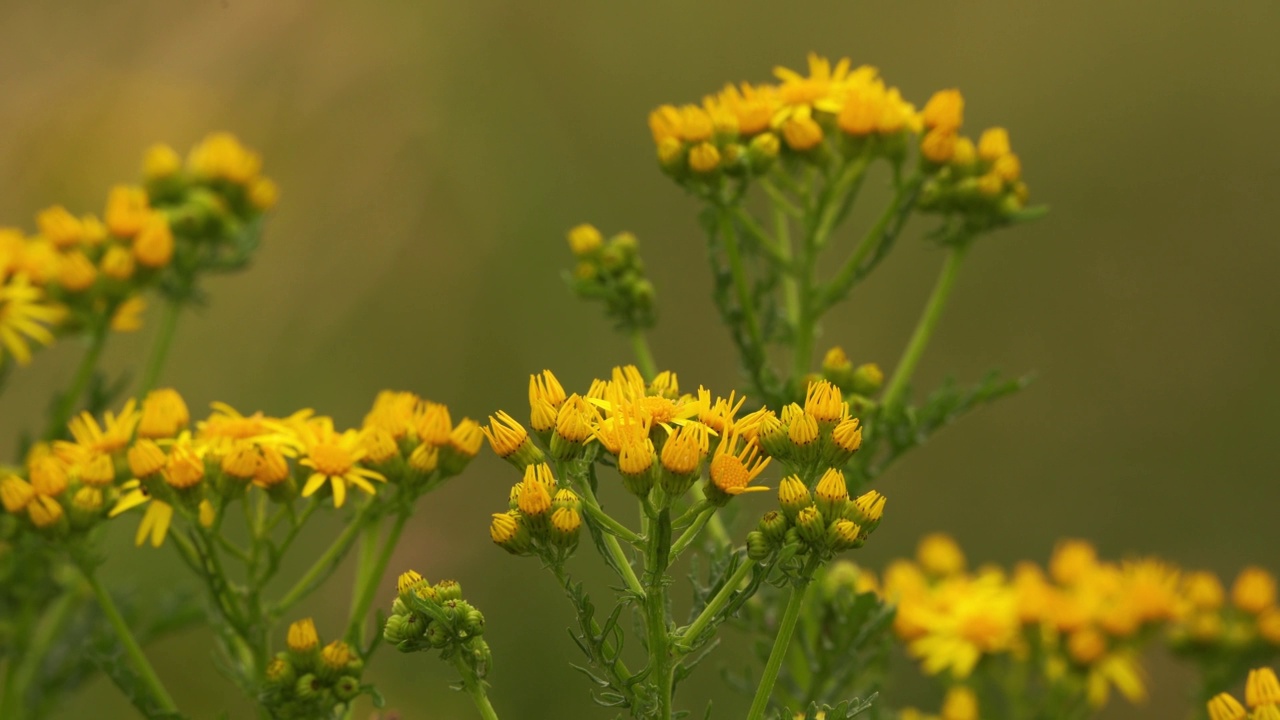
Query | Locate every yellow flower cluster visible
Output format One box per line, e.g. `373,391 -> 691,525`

1170,565 -> 1280,651
916,113 -> 1032,221
564,224 -> 656,332
853,535 -> 1280,715
1208,667 -> 1280,720
742,379 -> 884,561
648,53 -> 921,180
263,618 -> 365,717
485,366 -> 770,556
0,133 -> 276,368
0,388 -> 479,547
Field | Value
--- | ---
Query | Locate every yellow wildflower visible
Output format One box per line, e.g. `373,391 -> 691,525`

299,420 -> 385,507
708,429 -> 771,497
67,399 -> 139,455
36,206 -> 83,248
133,213 -> 174,268
110,296 -> 146,333
105,185 -> 151,237
0,275 -> 65,366
138,388 -> 190,439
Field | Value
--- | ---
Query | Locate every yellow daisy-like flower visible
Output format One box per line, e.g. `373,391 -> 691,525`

197,402 -> 302,458
708,429 -> 771,497
109,482 -> 174,548
67,399 -> 140,455
1084,650 -> 1146,708
773,53 -> 854,112
0,275 -> 65,366
299,420 -> 385,508
907,573 -> 1019,678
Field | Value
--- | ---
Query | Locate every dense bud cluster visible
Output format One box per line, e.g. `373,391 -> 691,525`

384,570 -> 493,680
261,618 -> 366,718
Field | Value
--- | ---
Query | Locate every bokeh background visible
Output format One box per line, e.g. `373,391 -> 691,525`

2,1 -> 1279,717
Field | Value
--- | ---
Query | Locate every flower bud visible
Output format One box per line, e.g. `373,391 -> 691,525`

397,570 -> 429,604
435,579 -> 463,602
490,511 -> 532,555
425,620 -> 452,649
294,674 -> 320,700
746,531 -> 771,561
483,411 -> 545,470
827,519 -> 863,552
0,476 -> 35,513
29,456 -> 69,497
549,507 -> 581,551
746,132 -> 780,173
850,490 -> 886,531
69,486 -> 104,529
757,510 -> 789,545
264,655 -> 296,689
383,613 -> 425,645
460,607 -> 486,638
850,363 -> 884,396
319,640 -> 352,681
1233,567 -> 1277,614
133,214 -> 174,268
777,476 -> 811,522
814,468 -> 849,521
795,505 -> 826,549
568,224 -> 604,256
333,675 -> 361,701
824,417 -> 863,466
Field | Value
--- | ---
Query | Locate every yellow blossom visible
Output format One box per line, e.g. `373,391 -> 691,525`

0,275 -> 65,365
288,618 -> 320,653
56,251 -> 97,292
0,475 -> 35,513
138,388 -> 190,439
105,185 -> 151,237
36,206 -> 84,248
133,213 -> 174,268
1233,567 -> 1277,614
27,494 -> 65,529
708,429 -> 771,497
100,245 -> 136,280
780,106 -> 824,152
977,127 -> 1011,161
143,144 -> 181,179
110,296 -> 146,333
1247,668 -> 1280,708
300,421 -> 385,508
918,533 -> 966,577
567,224 -> 603,255
68,399 -> 139,455
922,89 -> 964,132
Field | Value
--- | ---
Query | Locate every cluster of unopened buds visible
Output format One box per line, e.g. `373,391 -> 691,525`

262,618 -> 367,719
0,133 -> 276,368
384,570 -> 491,666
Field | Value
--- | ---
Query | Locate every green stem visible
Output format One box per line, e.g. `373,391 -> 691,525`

451,652 -> 500,720
630,329 -> 658,381
817,174 -> 922,313
345,510 -> 410,645
687,484 -> 731,549
579,498 -> 644,546
80,566 -> 179,714
137,298 -> 183,395
574,476 -> 645,599
1,588 -> 83,719
273,504 -> 375,618
676,556 -> 754,650
879,243 -> 969,414
643,506 -> 675,720
552,565 -> 633,685
746,557 -> 819,720
668,505 -> 715,562
43,323 -> 108,441
810,155 -> 871,250
719,205 -> 765,364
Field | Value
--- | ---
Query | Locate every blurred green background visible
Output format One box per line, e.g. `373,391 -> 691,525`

2,1 -> 1279,717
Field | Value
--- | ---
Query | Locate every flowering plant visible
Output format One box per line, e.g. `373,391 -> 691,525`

0,54 -> 1276,720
